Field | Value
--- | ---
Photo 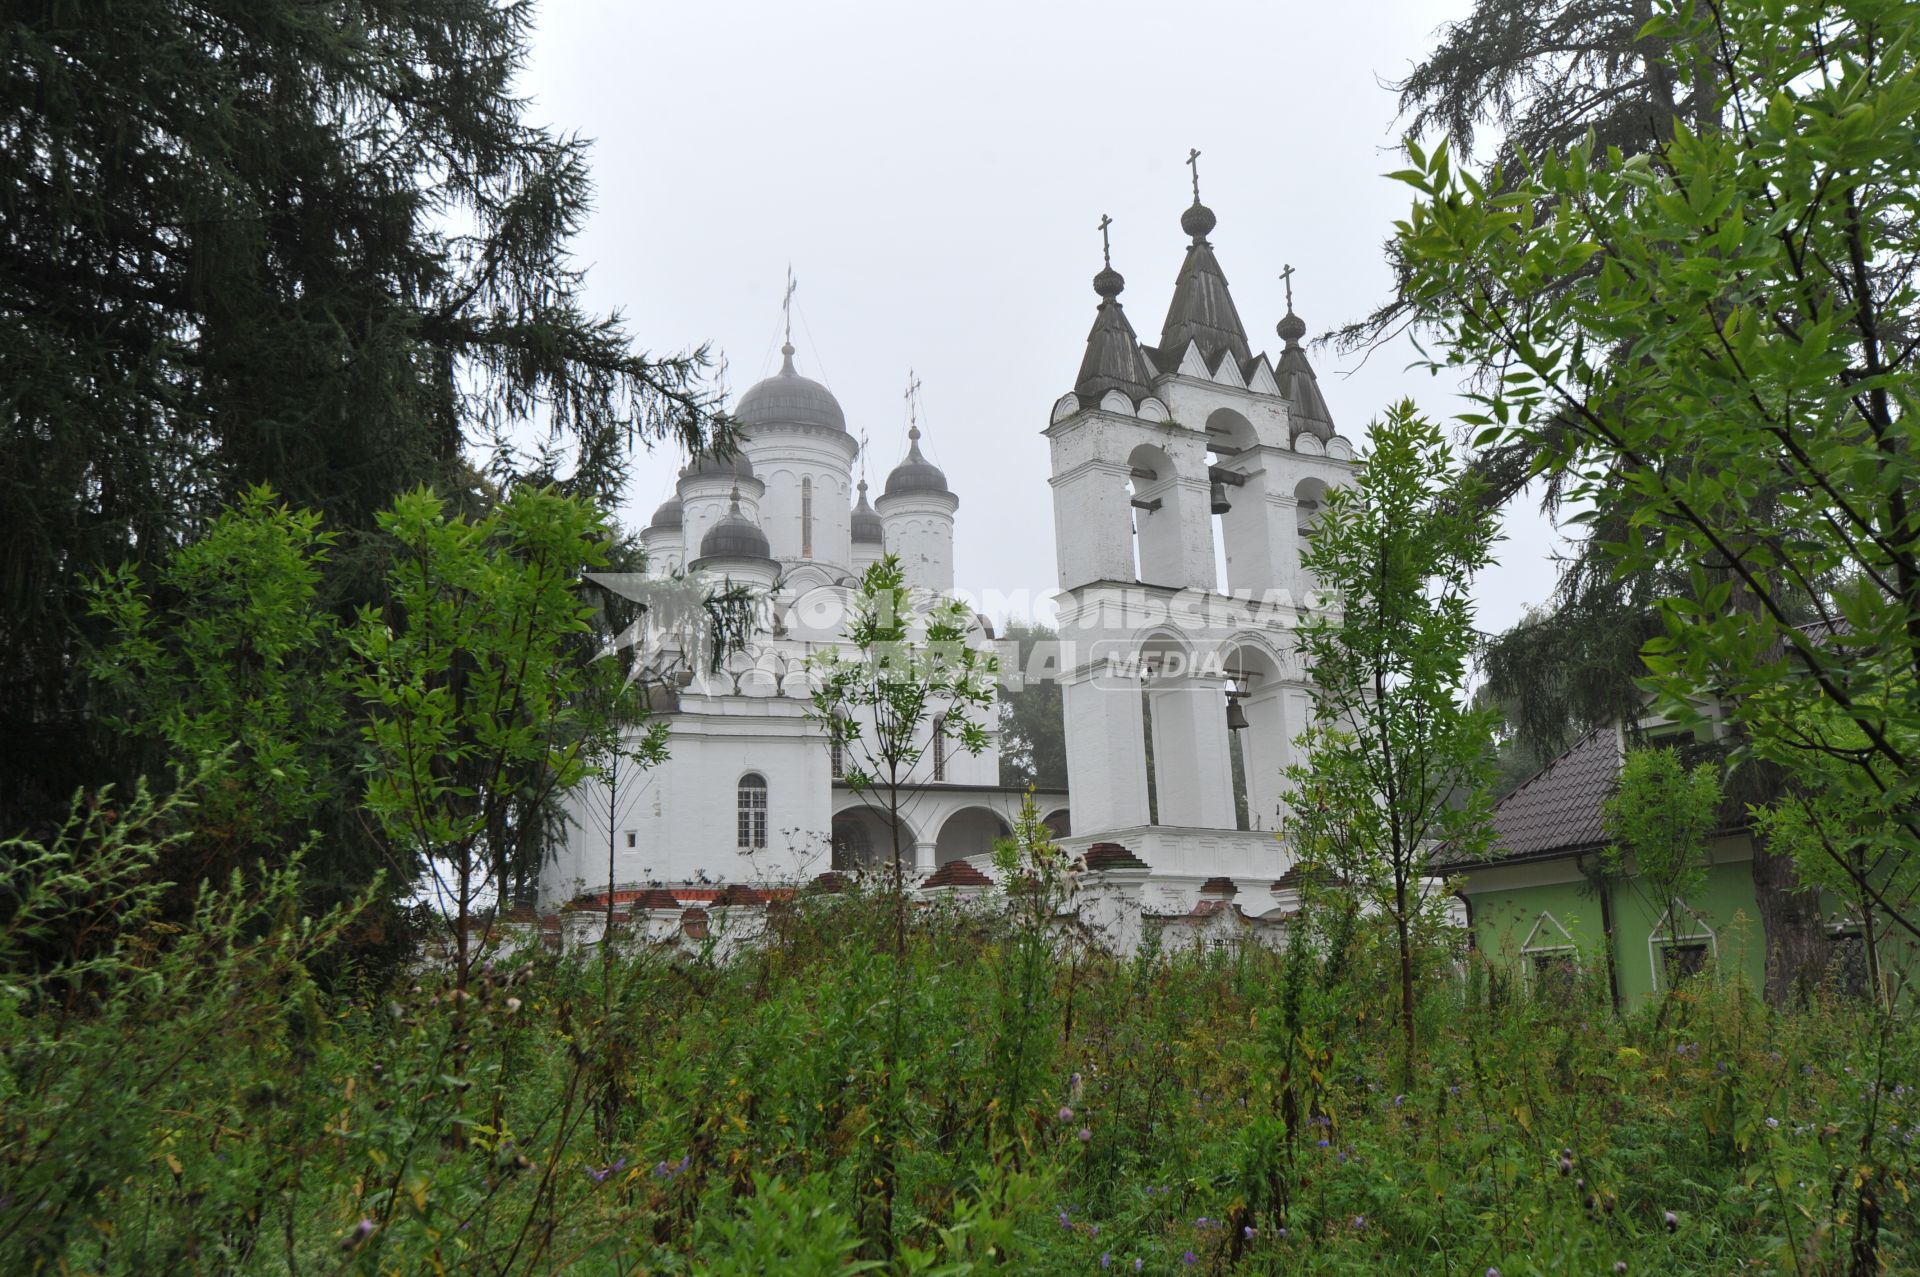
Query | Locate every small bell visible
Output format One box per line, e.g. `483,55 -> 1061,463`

1210,479 -> 1232,515
1225,694 -> 1251,731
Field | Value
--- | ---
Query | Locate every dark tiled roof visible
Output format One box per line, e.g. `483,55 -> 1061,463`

1198,876 -> 1237,897
632,889 -> 683,911
1083,841 -> 1149,871
1272,863 -> 1337,892
715,884 -> 766,907
1482,725 -> 1621,864
805,872 -> 850,895
922,859 -> 993,889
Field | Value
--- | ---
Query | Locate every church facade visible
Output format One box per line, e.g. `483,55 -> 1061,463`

538,180 -> 1359,942
536,339 -> 1058,909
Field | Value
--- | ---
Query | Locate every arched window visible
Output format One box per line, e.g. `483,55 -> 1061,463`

932,715 -> 948,782
737,772 -> 768,849
801,477 -> 813,559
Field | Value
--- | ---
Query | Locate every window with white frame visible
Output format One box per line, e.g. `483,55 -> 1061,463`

801,477 -> 813,559
1520,911 -> 1580,999
1648,899 -> 1717,991
737,772 -> 768,850
932,716 -> 947,782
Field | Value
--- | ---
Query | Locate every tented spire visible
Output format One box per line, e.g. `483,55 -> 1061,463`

1157,190 -> 1251,370
1073,214 -> 1155,403
1275,299 -> 1335,440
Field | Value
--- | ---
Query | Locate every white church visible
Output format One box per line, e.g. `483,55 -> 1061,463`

537,179 -> 1361,947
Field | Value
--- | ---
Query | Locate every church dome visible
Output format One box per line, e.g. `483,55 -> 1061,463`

699,490 -> 771,560
884,427 -> 951,498
1180,199 -> 1217,241
735,343 -> 847,433
851,478 -> 884,544
684,450 -> 754,482
648,495 -> 683,531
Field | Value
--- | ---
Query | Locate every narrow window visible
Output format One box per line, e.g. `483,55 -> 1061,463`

624,831 -> 637,849
737,773 -> 768,849
801,477 -> 813,559
1530,952 -> 1579,1001
830,739 -> 843,779
932,716 -> 947,782
1659,941 -> 1710,986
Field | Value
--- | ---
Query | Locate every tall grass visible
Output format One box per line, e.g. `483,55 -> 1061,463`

1,812 -> 1912,1274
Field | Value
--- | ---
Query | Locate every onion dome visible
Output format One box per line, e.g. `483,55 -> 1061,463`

698,487 -> 771,559
851,478 -> 884,544
1180,198 -> 1217,242
884,426 -> 951,497
734,343 -> 847,432
648,494 -> 683,531
1275,308 -> 1336,441
685,449 -> 754,482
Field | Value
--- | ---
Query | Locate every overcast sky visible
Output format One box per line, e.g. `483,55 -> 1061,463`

520,0 -> 1566,634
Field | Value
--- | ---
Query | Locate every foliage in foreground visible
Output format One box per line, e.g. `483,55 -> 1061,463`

1,810 -> 1914,1275
1393,0 -> 1920,954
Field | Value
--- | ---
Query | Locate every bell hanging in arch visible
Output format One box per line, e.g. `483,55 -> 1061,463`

1210,479 -> 1232,515
1225,693 -> 1251,732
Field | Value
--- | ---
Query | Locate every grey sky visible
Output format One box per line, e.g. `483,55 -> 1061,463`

522,0 -> 1566,633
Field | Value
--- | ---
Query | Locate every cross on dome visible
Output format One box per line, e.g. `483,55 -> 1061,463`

781,265 -> 796,347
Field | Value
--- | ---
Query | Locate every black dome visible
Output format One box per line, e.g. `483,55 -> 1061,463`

851,478 -> 884,544
648,495 -> 683,531
697,488 -> 771,560
884,427 -> 951,498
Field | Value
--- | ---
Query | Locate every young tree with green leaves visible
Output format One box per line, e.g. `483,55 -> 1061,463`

1394,0 -> 1920,959
1603,746 -> 1723,981
809,557 -> 997,916
806,554 -> 994,1258
1752,712 -> 1917,1011
351,485 -> 635,994
1284,401 -> 1500,1084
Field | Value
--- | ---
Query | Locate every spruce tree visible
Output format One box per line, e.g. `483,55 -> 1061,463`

2,1 -> 728,838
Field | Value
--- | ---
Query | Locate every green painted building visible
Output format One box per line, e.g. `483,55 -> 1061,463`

1455,725 -> 1888,1008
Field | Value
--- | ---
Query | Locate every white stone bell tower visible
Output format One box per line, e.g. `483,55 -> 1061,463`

1046,164 -> 1360,903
